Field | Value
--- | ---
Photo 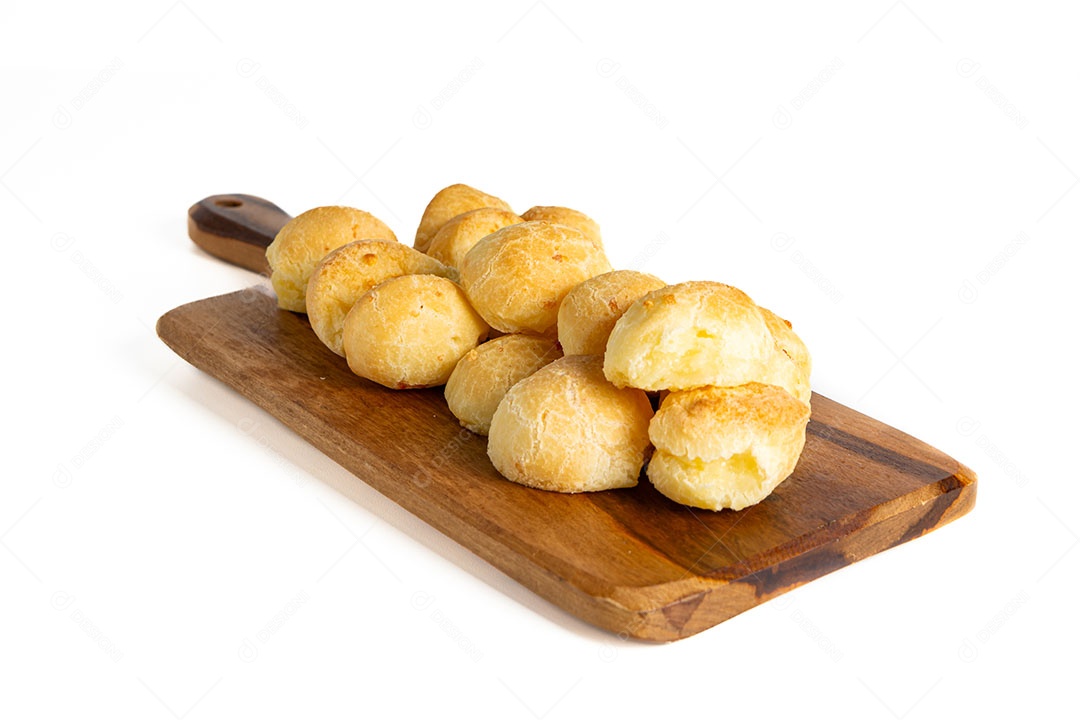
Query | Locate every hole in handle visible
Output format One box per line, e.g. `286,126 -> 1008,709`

214,199 -> 242,208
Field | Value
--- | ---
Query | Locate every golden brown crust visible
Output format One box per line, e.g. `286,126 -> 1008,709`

760,307 -> 810,372
649,383 -> 809,461
306,240 -> 454,356
265,206 -> 397,312
603,281 -> 777,391
444,334 -> 562,435
459,221 -> 612,334
520,206 -> 602,246
413,184 -> 513,253
557,270 -> 665,356
759,306 -> 812,404
342,275 -> 488,389
647,384 -> 810,511
426,208 -> 523,269
487,355 -> 653,492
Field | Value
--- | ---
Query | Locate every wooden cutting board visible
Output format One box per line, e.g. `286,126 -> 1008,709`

160,194 -> 977,642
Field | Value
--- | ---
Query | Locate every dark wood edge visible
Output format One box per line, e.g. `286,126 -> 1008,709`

618,469 -> 978,641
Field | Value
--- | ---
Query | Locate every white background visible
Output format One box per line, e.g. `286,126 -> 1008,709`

2,1 -> 1076,717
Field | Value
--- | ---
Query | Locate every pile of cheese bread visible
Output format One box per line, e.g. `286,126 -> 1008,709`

264,184 -> 812,511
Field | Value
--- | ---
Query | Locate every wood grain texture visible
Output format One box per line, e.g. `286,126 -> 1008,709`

187,194 -> 291,274
156,287 -> 977,641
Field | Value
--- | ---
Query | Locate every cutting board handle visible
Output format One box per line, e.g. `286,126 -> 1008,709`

187,194 -> 292,275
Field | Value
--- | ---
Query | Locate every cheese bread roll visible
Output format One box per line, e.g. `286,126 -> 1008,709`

426,208 -> 523,269
604,281 -> 776,392
342,275 -> 488,389
520,205 -> 602,246
647,383 -> 810,511
444,334 -> 561,435
306,240 -> 455,356
557,270 -> 665,356
487,355 -> 653,493
414,184 -> 513,253
460,221 -> 612,334
266,206 -> 396,312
